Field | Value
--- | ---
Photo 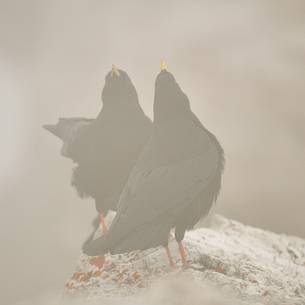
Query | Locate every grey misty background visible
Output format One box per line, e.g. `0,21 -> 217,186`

0,0 -> 304,304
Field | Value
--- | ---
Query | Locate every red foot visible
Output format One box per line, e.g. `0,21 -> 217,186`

89,255 -> 105,269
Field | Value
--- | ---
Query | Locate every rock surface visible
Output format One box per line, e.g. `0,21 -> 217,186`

63,215 -> 305,305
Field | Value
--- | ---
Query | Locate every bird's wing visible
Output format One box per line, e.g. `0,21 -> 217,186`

43,117 -> 93,161
107,149 -> 218,246
43,117 -> 92,140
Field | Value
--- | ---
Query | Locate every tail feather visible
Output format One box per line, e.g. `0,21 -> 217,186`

82,233 -> 110,256
81,215 -> 102,254
110,222 -> 170,254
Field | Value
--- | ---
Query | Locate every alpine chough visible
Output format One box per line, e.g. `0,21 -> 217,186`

44,66 -> 152,266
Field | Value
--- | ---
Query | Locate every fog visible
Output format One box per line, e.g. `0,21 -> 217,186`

0,0 -> 305,304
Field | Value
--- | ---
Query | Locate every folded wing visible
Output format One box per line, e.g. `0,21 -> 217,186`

43,117 -> 93,162
84,148 -> 218,255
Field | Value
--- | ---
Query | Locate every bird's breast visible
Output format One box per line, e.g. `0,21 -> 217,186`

141,117 -> 217,170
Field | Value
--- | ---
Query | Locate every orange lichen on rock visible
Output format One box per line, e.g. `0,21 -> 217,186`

93,270 -> 102,277
71,272 -> 84,281
80,272 -> 93,282
132,271 -> 141,282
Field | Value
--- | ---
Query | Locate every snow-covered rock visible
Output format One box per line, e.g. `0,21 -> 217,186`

63,216 -> 305,305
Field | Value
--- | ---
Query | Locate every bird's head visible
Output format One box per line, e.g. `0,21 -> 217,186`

101,65 -> 139,106
154,61 -> 190,123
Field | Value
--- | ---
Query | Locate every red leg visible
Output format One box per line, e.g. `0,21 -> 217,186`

89,213 -> 107,270
178,241 -> 187,266
165,246 -> 176,268
100,213 -> 107,234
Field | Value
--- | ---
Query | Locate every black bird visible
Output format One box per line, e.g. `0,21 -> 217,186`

82,63 -> 224,266
44,66 -> 152,265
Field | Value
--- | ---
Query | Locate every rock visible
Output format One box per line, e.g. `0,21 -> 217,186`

63,215 -> 305,305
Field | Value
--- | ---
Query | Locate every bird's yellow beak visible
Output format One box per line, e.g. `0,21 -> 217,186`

160,59 -> 168,71
111,64 -> 120,76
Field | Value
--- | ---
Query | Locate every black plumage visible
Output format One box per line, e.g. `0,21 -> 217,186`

83,68 -> 224,261
44,68 -> 152,223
